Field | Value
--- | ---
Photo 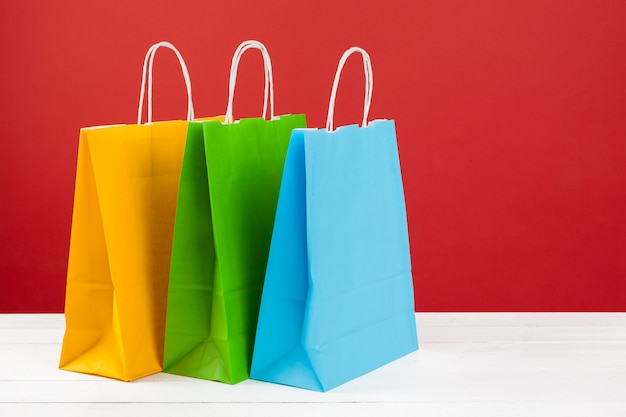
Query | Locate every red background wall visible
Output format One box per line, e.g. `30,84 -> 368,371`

1,0 -> 625,312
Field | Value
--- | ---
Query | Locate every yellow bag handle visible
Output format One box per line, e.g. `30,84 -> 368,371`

137,41 -> 195,124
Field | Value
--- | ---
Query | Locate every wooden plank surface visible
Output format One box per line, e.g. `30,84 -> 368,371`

1,313 -> 625,416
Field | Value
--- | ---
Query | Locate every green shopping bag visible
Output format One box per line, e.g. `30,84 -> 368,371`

163,40 -> 307,384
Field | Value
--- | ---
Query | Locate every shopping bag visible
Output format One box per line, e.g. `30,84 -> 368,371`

250,47 -> 418,391
162,40 -> 307,384
59,41 -> 203,381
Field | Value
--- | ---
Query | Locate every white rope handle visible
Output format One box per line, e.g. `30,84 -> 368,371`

325,46 -> 373,132
224,40 -> 274,124
137,41 -> 195,125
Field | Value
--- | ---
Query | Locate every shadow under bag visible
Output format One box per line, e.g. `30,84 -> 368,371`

251,47 -> 418,392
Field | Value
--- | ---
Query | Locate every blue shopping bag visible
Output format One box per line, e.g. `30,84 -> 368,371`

250,47 -> 418,392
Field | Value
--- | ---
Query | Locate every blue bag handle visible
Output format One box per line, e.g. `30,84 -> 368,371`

325,46 -> 373,132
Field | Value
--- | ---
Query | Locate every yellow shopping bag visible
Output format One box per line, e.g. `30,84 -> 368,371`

59,41 -> 210,381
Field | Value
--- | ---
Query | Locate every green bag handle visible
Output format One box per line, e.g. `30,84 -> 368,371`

137,41 -> 195,125
225,40 -> 274,124
325,46 -> 373,132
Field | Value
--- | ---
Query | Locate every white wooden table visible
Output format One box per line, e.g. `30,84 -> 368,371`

1,313 -> 625,416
